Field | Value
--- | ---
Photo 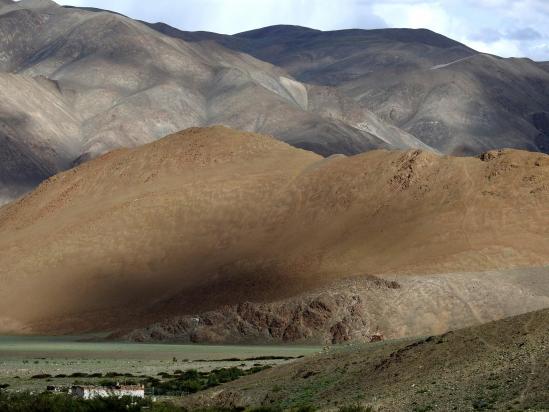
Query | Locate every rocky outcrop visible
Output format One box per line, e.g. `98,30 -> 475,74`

119,276 -> 399,344
117,267 -> 549,344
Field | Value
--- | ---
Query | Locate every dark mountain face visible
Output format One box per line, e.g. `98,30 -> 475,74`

340,54 -> 549,154
232,26 -> 476,86
156,24 -> 549,156
539,61 -> 549,72
145,24 -> 476,87
532,112 -> 549,152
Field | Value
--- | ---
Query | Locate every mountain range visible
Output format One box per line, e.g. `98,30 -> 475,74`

1,0 -> 549,204
151,22 -> 549,155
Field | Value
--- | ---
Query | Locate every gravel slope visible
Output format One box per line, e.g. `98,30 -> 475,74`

184,308 -> 549,411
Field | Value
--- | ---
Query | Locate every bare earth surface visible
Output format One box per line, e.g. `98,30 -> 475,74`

1,126 -> 548,343
183,308 -> 549,411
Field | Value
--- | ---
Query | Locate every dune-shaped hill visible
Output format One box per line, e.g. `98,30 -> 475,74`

1,126 -> 549,337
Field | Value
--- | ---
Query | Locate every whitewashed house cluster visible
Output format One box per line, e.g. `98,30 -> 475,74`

71,384 -> 145,399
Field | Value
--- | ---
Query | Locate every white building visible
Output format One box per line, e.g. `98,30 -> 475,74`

71,384 -> 145,399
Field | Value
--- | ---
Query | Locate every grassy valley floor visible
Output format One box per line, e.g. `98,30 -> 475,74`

0,336 -> 318,395
1,309 -> 548,411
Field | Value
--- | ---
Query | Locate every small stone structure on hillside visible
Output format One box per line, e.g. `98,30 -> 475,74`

369,331 -> 384,342
71,383 -> 145,399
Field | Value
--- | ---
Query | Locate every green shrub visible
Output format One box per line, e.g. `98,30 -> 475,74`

472,399 -> 491,410
338,405 -> 373,412
295,405 -> 317,412
98,379 -> 117,387
31,374 -> 52,379
69,372 -> 89,378
150,366 -> 269,396
0,392 -> 157,412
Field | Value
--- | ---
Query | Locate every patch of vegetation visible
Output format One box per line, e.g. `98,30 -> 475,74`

69,372 -> 89,378
98,379 -> 118,387
202,355 -> 301,362
105,371 -> 123,378
412,406 -> 434,412
246,355 -> 300,361
0,391 -> 264,412
472,399 -> 493,410
31,374 -> 52,379
337,405 -> 373,412
293,405 -> 317,412
151,366 -> 270,396
0,391 -> 174,412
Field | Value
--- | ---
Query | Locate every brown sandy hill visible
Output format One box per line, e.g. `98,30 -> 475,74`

0,126 -> 549,335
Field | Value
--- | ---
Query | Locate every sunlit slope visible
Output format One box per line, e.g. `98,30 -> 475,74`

0,126 -> 548,333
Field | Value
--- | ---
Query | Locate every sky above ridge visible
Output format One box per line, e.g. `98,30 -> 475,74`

57,0 -> 549,61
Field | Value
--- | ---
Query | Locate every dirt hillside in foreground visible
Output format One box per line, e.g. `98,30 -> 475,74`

184,308 -> 549,411
0,126 -> 548,334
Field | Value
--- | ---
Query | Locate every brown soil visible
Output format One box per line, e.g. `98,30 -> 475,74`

1,126 -> 549,335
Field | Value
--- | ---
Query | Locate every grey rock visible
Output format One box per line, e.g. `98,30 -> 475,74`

0,4 -> 425,202
170,24 -> 549,155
